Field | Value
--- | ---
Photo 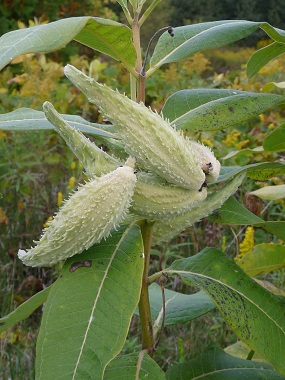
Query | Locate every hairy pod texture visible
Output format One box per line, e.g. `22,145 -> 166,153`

132,172 -> 207,219
18,158 -> 137,267
152,172 -> 246,244
64,64 -> 210,191
43,103 -> 209,220
43,101 -> 119,178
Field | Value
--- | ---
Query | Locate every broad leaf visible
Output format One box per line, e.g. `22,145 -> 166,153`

237,243 -> 285,277
162,90 -> 285,132
35,225 -> 144,380
0,287 -> 50,333
104,352 -> 165,380
0,108 -> 115,138
208,196 -> 264,225
135,283 -> 215,327
247,42 -> 285,78
165,248 -> 285,375
263,221 -> 285,241
149,20 -> 285,76
222,147 -> 264,160
162,89 -> 248,122
250,185 -> 285,200
263,124 -> 285,152
148,21 -> 260,75
218,162 -> 285,183
0,17 -> 136,74
162,89 -> 285,131
165,346 -> 285,379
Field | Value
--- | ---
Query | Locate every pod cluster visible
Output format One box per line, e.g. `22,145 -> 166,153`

17,66 -> 235,267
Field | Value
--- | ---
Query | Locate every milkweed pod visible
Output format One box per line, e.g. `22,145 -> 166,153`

43,101 -> 120,178
152,172 -> 246,244
18,158 -> 137,267
64,64 -> 206,191
131,172 -> 207,220
188,140 -> 221,183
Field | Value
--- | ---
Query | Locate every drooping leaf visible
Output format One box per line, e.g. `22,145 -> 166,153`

162,90 -> 285,132
208,196 -> 264,225
250,185 -> 285,201
35,225 -> 144,380
162,89 -> 285,133
165,346 -> 285,379
134,283 -> 215,327
247,42 -> 285,78
0,17 -> 136,74
165,248 -> 285,375
148,21 -> 261,75
0,108 -> 115,138
217,162 -> 285,183
263,124 -> 285,152
262,81 -> 285,93
104,352 -> 165,380
237,243 -> 285,277
0,287 -> 50,333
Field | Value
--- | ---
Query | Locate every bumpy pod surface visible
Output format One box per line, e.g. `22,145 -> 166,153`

64,64 -> 206,191
152,172 -> 246,244
18,158 -> 137,267
188,140 -> 221,183
43,101 -> 119,178
132,172 -> 207,220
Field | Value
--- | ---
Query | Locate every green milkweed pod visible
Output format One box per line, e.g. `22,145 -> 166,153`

42,102 -> 208,220
64,64 -> 210,191
132,172 -> 207,219
18,158 -> 137,267
43,101 -> 119,178
152,172 -> 246,244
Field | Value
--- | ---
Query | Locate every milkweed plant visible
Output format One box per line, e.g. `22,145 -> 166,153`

1,1 -> 285,378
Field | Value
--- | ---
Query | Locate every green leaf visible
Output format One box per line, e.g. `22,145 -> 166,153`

262,222 -> 285,241
35,225 -> 144,380
247,42 -> 285,78
148,20 -> 261,75
208,196 -> 264,225
165,346 -> 285,379
104,352 -> 165,380
0,108 -> 115,138
139,283 -> 215,327
165,248 -> 285,375
0,17 -> 136,74
222,147 -> 264,160
218,162 -> 285,183
237,243 -> 285,277
263,124 -> 285,152
250,185 -> 285,200
0,287 -> 50,333
161,88 -> 247,123
262,81 -> 285,93
162,90 -> 285,132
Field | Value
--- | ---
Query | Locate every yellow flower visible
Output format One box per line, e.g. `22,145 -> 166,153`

68,177 -> 76,189
70,161 -> 76,170
222,130 -> 241,147
0,130 -> 7,140
57,192 -> 63,207
236,226 -> 255,260
43,216 -> 53,228
201,138 -> 213,147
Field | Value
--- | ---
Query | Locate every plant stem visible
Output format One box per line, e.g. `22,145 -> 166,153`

138,220 -> 155,355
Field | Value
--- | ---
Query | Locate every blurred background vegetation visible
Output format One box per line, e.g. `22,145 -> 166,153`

1,1 -> 285,379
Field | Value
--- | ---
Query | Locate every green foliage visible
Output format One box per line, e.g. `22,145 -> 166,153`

0,1 -> 285,379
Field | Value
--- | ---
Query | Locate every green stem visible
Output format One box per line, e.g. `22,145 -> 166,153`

138,220 -> 155,355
